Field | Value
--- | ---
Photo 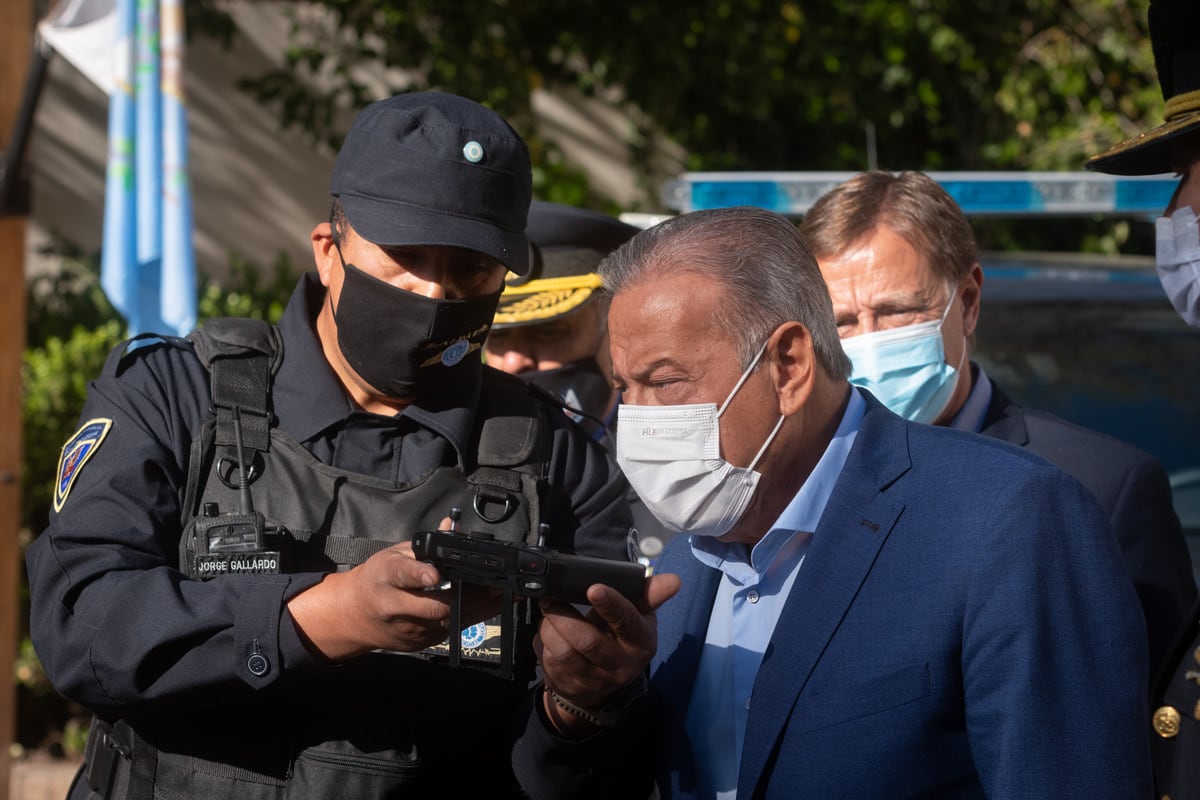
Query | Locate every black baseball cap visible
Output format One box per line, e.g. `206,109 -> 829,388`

492,201 -> 640,327
330,91 -> 533,273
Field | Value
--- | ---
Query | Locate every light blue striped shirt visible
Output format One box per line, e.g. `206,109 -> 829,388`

683,388 -> 865,799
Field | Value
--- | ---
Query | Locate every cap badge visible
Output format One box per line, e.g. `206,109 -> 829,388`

462,140 -> 484,163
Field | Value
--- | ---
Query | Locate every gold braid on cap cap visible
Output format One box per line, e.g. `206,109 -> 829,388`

493,273 -> 603,325
493,288 -> 595,324
501,274 -> 603,296
1165,89 -> 1200,122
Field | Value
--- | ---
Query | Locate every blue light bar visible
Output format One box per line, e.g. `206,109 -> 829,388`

660,171 -> 1180,217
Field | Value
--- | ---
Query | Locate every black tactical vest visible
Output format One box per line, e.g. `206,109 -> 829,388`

82,319 -> 554,800
181,317 -> 550,570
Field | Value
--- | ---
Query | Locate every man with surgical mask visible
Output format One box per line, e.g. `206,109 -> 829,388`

26,92 -> 675,800
800,170 -> 1195,687
594,205 -> 1149,798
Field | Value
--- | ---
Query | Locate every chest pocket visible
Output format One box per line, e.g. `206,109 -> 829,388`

793,661 -> 932,734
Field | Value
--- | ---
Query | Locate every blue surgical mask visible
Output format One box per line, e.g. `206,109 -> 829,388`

840,297 -> 964,424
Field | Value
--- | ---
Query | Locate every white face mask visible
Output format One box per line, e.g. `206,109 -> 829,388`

839,295 -> 964,424
616,342 -> 785,538
1156,207 -> 1200,329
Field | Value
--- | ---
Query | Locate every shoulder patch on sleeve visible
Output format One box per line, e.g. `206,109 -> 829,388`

53,418 -> 113,512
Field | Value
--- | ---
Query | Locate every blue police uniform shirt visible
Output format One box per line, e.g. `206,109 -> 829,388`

683,388 -> 865,799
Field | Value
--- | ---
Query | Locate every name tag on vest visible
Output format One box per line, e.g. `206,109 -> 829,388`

192,551 -> 282,576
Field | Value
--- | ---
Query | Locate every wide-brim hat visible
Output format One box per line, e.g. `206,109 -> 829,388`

492,201 -> 640,328
1086,0 -> 1200,176
331,91 -> 533,273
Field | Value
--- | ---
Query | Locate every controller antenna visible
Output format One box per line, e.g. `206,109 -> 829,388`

536,523 -> 549,548
449,507 -> 462,532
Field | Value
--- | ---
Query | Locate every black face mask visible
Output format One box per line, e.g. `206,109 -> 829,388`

332,258 -> 500,400
516,357 -> 614,425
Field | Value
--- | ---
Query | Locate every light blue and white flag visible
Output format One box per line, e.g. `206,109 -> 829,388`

98,0 -> 137,331
159,0 -> 196,336
42,0 -> 197,337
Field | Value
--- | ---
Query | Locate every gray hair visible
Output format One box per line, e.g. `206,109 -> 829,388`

599,206 -> 851,379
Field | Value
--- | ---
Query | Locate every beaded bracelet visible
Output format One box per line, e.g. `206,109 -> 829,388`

545,681 -> 645,729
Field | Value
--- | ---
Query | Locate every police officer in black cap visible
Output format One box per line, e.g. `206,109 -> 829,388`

1088,0 -> 1200,795
27,91 -> 678,800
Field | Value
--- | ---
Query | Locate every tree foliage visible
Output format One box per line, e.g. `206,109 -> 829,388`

201,0 -> 1159,181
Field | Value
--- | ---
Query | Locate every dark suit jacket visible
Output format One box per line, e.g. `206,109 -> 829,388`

648,395 -> 1151,799
1150,597 -> 1200,797
981,376 -> 1197,679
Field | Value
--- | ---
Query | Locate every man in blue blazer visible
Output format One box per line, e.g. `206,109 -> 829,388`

599,205 -> 1150,798
801,170 -> 1196,683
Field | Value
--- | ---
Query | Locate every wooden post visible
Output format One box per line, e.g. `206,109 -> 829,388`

0,1 -> 33,798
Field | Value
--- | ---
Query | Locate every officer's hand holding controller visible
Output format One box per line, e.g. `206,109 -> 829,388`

285,517 -> 503,661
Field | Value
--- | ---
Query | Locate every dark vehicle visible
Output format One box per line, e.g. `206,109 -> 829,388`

974,252 -> 1200,586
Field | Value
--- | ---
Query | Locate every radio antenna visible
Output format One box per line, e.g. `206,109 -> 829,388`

232,405 -> 255,515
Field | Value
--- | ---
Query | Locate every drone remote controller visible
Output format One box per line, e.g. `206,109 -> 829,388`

410,529 -> 647,605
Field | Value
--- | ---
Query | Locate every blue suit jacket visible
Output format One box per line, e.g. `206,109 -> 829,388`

649,395 -> 1151,800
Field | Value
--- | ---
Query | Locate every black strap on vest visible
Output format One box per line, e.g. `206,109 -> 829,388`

292,531 -> 394,566
188,318 -> 282,455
